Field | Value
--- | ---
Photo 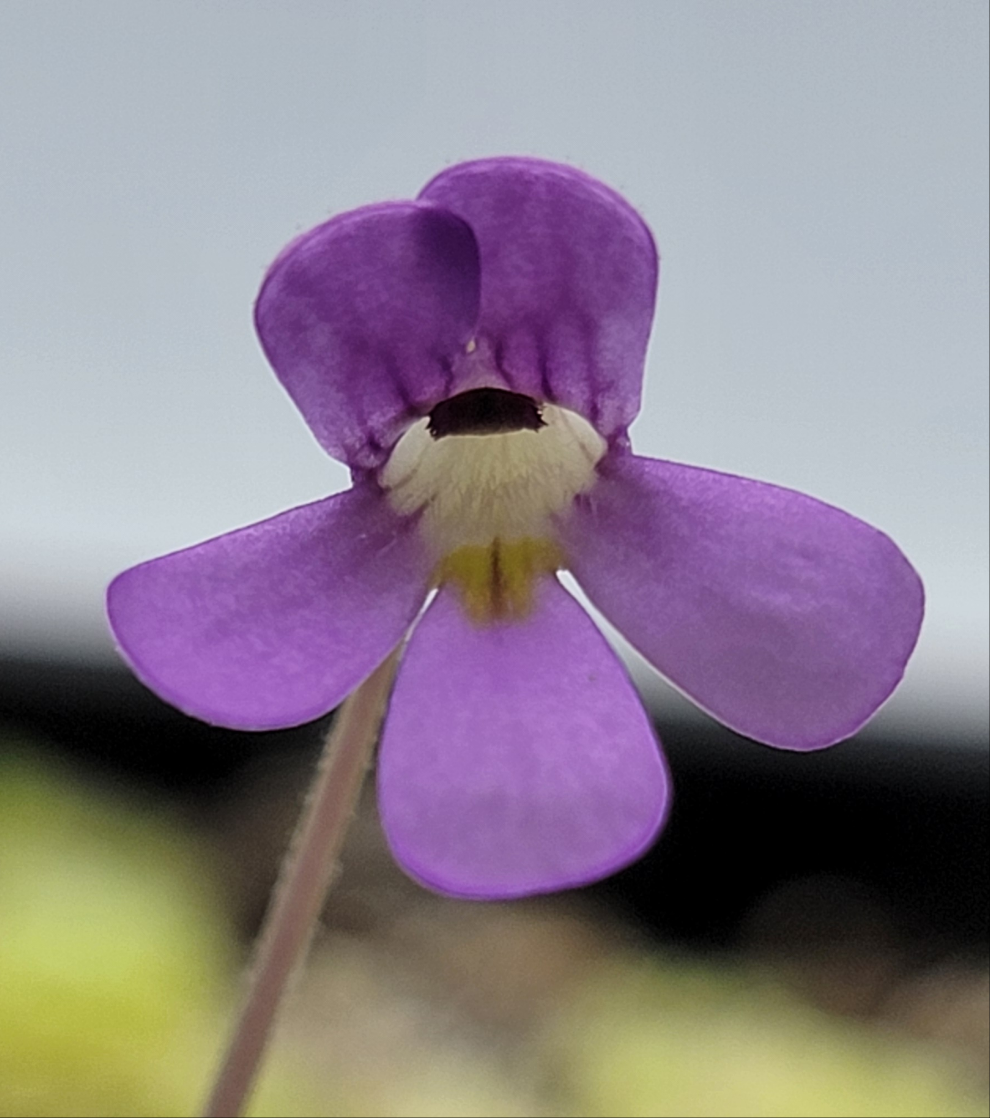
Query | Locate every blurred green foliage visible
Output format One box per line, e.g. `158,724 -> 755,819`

0,739 -> 983,1118
547,958 -> 984,1117
0,741 -> 322,1117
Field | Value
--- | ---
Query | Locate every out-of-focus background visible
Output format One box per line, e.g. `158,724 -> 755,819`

1,3 -> 987,1116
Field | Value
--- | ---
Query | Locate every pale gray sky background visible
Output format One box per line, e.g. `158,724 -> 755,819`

1,1 -> 987,737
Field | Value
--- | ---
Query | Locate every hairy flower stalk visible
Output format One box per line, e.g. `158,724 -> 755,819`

203,651 -> 398,1118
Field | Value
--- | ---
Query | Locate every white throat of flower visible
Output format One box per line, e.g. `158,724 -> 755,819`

381,390 -> 606,622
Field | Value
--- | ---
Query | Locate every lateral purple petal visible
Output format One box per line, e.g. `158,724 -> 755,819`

419,158 -> 658,437
107,486 -> 430,730
255,203 -> 480,469
561,455 -> 924,750
378,579 -> 670,899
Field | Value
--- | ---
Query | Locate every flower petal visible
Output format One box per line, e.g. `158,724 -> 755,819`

419,158 -> 658,438
255,202 -> 480,469
561,455 -> 925,750
378,578 -> 670,899
107,486 -> 429,730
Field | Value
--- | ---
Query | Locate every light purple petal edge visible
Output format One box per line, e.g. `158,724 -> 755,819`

107,486 -> 430,729
378,578 -> 670,899
561,454 -> 924,749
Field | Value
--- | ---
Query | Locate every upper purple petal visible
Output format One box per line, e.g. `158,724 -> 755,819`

378,578 -> 670,900
107,485 -> 430,730
419,158 -> 658,438
255,202 -> 481,469
560,454 -> 924,750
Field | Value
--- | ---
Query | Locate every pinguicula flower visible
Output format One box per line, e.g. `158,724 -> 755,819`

107,158 -> 924,900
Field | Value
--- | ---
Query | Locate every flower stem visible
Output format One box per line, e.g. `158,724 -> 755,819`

201,650 -> 400,1118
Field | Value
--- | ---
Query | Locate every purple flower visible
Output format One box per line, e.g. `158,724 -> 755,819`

107,158 -> 924,900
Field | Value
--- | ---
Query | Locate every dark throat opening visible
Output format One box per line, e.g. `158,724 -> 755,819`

428,388 -> 545,439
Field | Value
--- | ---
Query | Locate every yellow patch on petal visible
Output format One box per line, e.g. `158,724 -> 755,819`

436,538 -> 564,624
